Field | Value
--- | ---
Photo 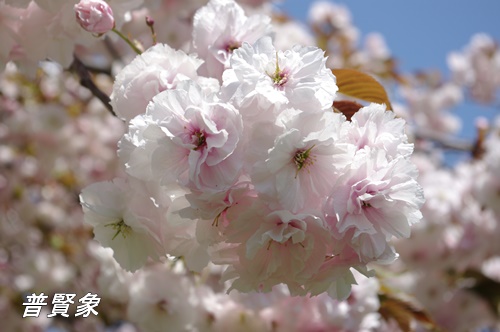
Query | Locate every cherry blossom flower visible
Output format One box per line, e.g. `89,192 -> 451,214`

192,0 -> 272,80
219,207 -> 331,296
121,81 -> 244,191
80,177 -> 168,271
340,103 -> 413,158
252,109 -> 353,213
222,36 -> 338,119
308,1 -> 359,69
111,43 -> 203,122
448,33 -> 500,103
273,20 -> 315,52
324,147 -> 424,263
400,82 -> 463,135
127,264 -> 203,332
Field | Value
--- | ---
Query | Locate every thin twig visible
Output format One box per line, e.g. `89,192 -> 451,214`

70,55 -> 116,117
112,28 -> 142,55
414,128 -> 472,151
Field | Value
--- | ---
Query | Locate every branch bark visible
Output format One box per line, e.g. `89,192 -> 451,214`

414,128 -> 473,151
70,55 -> 116,117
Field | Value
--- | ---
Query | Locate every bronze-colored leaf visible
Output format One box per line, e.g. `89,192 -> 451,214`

332,68 -> 393,110
333,100 -> 364,121
378,294 -> 439,332
464,269 -> 500,316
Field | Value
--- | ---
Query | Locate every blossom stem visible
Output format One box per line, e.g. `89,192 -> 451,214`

146,16 -> 157,45
111,28 -> 143,55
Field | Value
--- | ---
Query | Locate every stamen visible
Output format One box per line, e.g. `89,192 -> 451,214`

212,207 -> 229,226
293,145 -> 316,178
104,219 -> 132,240
268,52 -> 289,87
225,40 -> 241,53
193,131 -> 206,151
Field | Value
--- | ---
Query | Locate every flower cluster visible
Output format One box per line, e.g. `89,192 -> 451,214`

448,33 -> 500,103
79,0 -> 424,300
8,0 -> 500,331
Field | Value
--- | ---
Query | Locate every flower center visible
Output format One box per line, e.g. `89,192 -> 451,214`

268,52 -> 289,88
105,219 -> 132,240
293,145 -> 315,178
192,130 -> 206,151
273,71 -> 289,87
224,40 -> 241,54
361,200 -> 371,208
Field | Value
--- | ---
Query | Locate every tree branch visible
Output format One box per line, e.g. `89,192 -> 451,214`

70,55 -> 116,117
414,128 -> 473,151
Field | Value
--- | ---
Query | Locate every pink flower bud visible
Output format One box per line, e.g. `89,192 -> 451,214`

74,0 -> 115,35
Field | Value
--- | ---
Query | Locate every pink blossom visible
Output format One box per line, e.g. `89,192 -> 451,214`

121,81 -> 244,192
324,148 -> 424,263
220,207 -> 331,296
79,177 -> 169,271
128,264 -> 203,331
192,0 -> 272,80
252,109 -> 354,213
222,37 -> 338,116
448,33 -> 500,103
401,82 -> 463,135
340,103 -> 413,159
111,43 -> 203,122
74,0 -> 115,35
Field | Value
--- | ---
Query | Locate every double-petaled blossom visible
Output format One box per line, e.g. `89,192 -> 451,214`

324,147 -> 424,263
120,80 -> 244,192
340,103 -> 413,158
111,43 -> 203,122
192,0 -> 272,80
252,109 -> 354,213
128,264 -> 203,332
217,206 -> 331,296
79,177 -> 169,271
222,36 -> 338,120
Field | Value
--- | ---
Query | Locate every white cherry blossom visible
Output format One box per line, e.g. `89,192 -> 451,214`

80,177 -> 167,271
324,147 -> 424,263
125,81 -> 244,191
222,36 -> 338,118
252,109 -> 353,213
192,0 -> 272,80
111,43 -> 203,122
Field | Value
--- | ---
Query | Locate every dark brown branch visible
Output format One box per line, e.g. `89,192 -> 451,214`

84,65 -> 112,76
70,55 -> 116,117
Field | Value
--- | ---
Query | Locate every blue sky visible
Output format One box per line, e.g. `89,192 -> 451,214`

280,1 -> 500,73
278,1 -> 500,150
